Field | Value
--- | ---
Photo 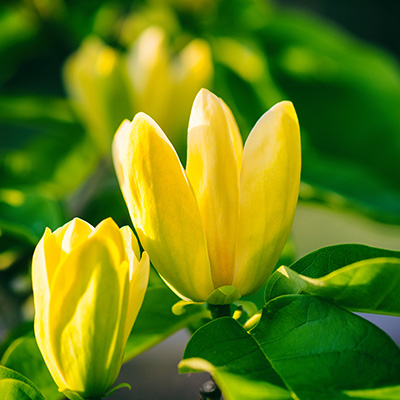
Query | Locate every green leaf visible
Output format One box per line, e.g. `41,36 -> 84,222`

180,317 -> 293,400
0,365 -> 46,400
124,286 -> 209,361
266,258 -> 400,316
1,336 -> 60,400
266,244 -> 400,306
342,386 -> 400,399
288,244 -> 400,277
252,295 -> 400,399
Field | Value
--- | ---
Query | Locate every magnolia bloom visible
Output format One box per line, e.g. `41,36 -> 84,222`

64,28 -> 212,157
126,26 -> 212,152
64,37 -> 132,154
32,218 -> 149,399
113,89 -> 300,304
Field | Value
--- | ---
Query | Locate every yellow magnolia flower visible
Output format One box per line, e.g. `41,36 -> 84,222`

126,26 -> 213,153
64,29 -> 212,157
32,218 -> 149,399
64,37 -> 132,155
113,89 -> 300,304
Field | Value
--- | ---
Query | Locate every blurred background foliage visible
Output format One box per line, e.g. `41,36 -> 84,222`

1,0 -> 400,378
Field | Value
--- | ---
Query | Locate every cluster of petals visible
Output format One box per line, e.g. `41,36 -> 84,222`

113,88 -> 301,304
32,218 -> 149,398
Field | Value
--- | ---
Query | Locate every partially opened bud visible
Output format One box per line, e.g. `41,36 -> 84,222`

126,26 -> 213,154
64,37 -> 132,154
113,88 -> 300,305
32,218 -> 149,399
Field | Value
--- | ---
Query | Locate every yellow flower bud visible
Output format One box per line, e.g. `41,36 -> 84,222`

63,37 -> 132,155
125,26 -> 213,154
113,88 -> 300,305
32,218 -> 149,399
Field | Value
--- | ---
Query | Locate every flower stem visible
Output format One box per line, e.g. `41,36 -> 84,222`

207,304 -> 231,319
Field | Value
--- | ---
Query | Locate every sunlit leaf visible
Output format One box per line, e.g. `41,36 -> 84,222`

252,295 -> 400,399
180,317 -> 292,400
266,258 -> 400,316
1,336 -> 60,400
0,365 -> 45,400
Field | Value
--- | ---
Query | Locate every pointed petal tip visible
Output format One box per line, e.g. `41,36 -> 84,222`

116,119 -> 132,132
93,218 -> 121,238
270,100 -> 298,125
132,112 -> 164,134
119,225 -> 141,260
194,88 -> 216,104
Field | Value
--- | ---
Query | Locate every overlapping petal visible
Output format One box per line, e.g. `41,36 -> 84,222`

186,89 -> 240,288
113,89 -> 300,303
32,218 -> 149,398
120,226 -> 150,344
113,113 -> 213,301
233,101 -> 301,294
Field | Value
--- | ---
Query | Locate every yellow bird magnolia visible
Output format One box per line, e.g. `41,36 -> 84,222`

126,26 -> 213,153
113,89 -> 300,304
32,218 -> 149,399
64,37 -> 132,155
64,28 -> 212,157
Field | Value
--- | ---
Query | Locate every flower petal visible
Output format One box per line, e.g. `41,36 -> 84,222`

58,218 -> 93,254
126,27 -> 172,131
32,228 -> 66,389
113,113 -> 213,301
90,217 -> 125,264
119,226 -> 150,343
233,101 -> 301,295
119,225 -> 140,261
219,98 -> 243,171
186,89 -> 240,287
48,236 -> 128,395
168,40 -> 213,148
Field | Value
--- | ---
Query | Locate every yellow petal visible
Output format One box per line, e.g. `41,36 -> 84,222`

113,113 -> 213,301
57,218 -> 93,254
63,36 -> 127,154
48,235 -> 128,395
186,89 -> 239,287
32,228 -> 67,389
90,218 -> 125,264
119,225 -> 140,261
124,251 -> 150,344
119,225 -> 150,343
219,98 -> 243,171
168,40 -> 213,148
126,27 -> 172,131
233,101 -> 301,295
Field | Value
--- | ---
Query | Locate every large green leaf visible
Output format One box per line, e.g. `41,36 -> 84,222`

124,286 -> 209,361
0,365 -> 45,400
266,258 -> 400,316
1,336 -> 60,400
180,317 -> 293,400
252,295 -> 400,399
288,244 -> 400,277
